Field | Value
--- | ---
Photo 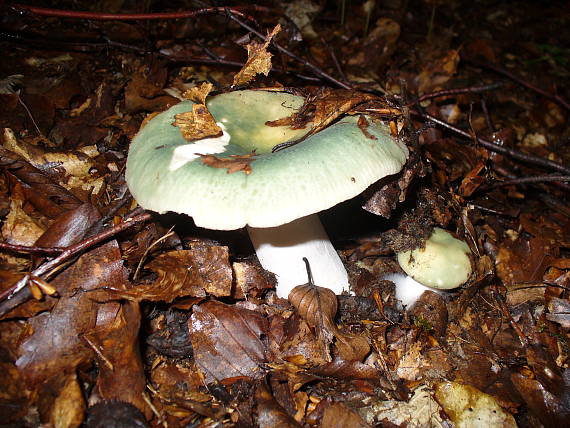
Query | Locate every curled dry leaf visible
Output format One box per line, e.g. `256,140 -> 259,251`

182,81 -> 214,105
232,24 -> 281,87
174,104 -> 222,142
289,284 -> 370,362
288,283 -> 337,330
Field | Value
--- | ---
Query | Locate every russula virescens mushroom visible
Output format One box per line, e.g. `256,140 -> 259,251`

126,90 -> 409,298
388,227 -> 473,306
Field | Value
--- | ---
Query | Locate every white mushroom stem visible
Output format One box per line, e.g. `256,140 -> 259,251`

247,214 -> 350,298
384,273 -> 440,308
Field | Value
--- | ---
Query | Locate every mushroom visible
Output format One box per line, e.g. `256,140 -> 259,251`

388,227 -> 473,306
126,90 -> 409,298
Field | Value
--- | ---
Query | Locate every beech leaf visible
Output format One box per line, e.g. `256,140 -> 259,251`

174,104 -> 222,142
232,24 -> 281,87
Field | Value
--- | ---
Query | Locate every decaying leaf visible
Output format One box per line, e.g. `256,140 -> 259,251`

16,241 -> 128,384
434,381 -> 517,427
147,245 -> 232,299
87,301 -> 150,418
232,24 -> 281,87
0,140 -> 83,218
256,381 -> 302,428
233,259 -> 276,299
363,386 -> 444,427
174,104 -> 222,142
49,372 -> 85,428
511,369 -> 570,426
1,199 -> 45,246
182,81 -> 214,105
320,402 -> 371,428
188,301 -> 269,383
200,152 -> 257,174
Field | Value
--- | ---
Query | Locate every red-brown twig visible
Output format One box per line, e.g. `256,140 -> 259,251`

0,212 -> 152,304
417,111 -> 570,176
11,4 -> 270,21
492,175 -> 570,187
0,242 -> 65,255
416,82 -> 503,103
225,10 -> 353,90
464,57 -> 570,111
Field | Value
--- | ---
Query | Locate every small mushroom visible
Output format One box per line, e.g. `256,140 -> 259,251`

389,228 -> 473,306
126,90 -> 409,297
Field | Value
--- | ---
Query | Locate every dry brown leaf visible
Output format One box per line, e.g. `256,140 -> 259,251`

312,89 -> 375,133
49,372 -> 85,428
200,152 -> 257,174
289,284 -> 369,362
458,161 -> 486,197
1,199 -> 45,246
182,81 -> 214,104
233,259 -> 276,299
87,301 -> 150,418
16,241 -> 128,385
232,24 -> 281,87
174,104 -> 222,142
139,245 -> 232,300
320,402 -> 371,428
511,370 -> 570,426
188,301 -> 268,383
256,381 -> 302,428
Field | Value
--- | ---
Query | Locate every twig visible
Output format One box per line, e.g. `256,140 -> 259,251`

467,203 -> 516,217
225,10 -> 353,90
0,242 -> 65,255
416,82 -> 502,103
11,4 -> 270,21
0,212 -> 152,306
464,56 -> 570,111
492,175 -> 570,187
480,99 -> 495,132
416,111 -> 570,176
320,37 -> 348,82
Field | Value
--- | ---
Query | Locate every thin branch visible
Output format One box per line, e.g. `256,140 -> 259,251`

464,56 -> 570,111
492,175 -> 570,187
416,82 -> 502,103
416,111 -> 570,176
0,242 -> 65,255
11,4 -> 270,21
225,10 -> 353,90
320,37 -> 348,82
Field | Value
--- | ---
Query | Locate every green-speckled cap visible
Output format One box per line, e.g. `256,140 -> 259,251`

126,90 -> 409,230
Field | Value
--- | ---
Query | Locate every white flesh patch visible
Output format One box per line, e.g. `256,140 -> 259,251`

168,122 -> 230,171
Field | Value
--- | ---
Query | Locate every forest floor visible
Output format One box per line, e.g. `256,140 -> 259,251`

0,1 -> 569,427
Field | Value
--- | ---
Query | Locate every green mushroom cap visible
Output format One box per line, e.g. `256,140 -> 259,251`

126,90 -> 409,230
397,228 -> 473,290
